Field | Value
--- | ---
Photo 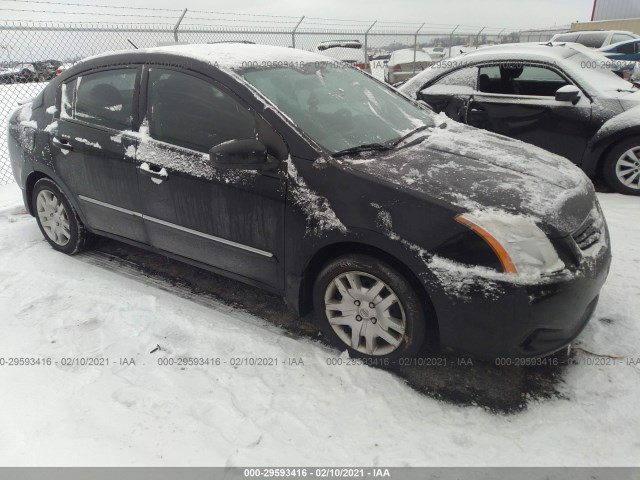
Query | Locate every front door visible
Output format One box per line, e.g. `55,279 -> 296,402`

52,66 -> 145,242
467,63 -> 593,164
136,66 -> 287,289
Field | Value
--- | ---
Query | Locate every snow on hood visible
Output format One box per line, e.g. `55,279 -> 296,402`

337,120 -> 594,237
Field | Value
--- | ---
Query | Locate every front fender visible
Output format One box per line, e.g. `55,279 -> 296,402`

583,107 -> 640,176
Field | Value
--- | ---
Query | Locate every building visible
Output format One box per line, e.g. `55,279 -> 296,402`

591,0 -> 640,21
570,0 -> 640,35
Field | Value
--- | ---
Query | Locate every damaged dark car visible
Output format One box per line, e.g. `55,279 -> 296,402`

7,44 -> 611,361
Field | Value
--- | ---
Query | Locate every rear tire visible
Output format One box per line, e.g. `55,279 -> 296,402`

313,254 -> 427,361
32,178 -> 93,254
603,137 -> 640,195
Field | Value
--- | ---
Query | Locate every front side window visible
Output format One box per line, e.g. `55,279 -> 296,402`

241,63 -> 434,153
478,64 -> 569,96
435,67 -> 479,89
147,68 -> 256,153
74,69 -> 137,130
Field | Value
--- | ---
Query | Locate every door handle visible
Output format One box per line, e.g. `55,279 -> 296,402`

139,162 -> 168,183
52,136 -> 73,150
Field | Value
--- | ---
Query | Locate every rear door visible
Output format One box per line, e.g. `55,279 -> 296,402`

52,66 -> 145,242
466,62 -> 593,163
136,66 -> 287,289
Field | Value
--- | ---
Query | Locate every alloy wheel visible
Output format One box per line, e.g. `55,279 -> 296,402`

324,271 -> 406,356
615,147 -> 640,190
36,189 -> 71,246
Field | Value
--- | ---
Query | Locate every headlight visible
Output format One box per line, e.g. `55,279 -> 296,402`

455,212 -> 565,276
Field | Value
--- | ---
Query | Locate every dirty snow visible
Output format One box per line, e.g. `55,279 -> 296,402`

0,184 -> 639,466
287,159 -> 347,236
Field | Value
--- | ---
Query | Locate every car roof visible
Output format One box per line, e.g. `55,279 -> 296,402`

83,43 -> 330,71
454,43 -> 583,63
554,30 -> 636,36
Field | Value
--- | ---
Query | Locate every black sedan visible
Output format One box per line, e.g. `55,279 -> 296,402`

7,44 -> 611,361
400,43 -> 640,195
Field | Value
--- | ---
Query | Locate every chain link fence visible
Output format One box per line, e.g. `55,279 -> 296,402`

0,15 -> 553,185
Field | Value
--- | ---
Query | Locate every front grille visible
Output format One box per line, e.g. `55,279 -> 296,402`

572,210 -> 603,251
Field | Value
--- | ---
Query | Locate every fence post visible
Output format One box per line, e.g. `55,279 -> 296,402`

448,25 -> 459,58
173,8 -> 187,43
291,16 -> 305,48
364,20 -> 376,69
413,23 -> 425,74
475,26 -> 485,48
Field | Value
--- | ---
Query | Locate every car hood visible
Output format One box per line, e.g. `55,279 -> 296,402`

335,122 -> 594,237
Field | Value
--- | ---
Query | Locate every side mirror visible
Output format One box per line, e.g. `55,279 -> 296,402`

209,139 -> 270,170
555,85 -> 581,104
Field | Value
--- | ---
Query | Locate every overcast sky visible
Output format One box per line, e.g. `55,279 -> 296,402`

0,0 -> 595,31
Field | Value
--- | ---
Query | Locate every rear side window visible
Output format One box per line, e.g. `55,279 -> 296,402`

554,33 -> 579,43
146,68 -> 255,152
576,32 -> 607,48
73,69 -> 137,130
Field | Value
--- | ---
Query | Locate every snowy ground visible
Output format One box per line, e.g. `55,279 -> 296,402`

0,182 -> 639,466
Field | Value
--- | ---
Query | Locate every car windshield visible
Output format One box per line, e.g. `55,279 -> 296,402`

241,63 -> 435,153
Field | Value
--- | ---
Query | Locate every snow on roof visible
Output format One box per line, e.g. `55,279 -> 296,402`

88,43 -> 330,71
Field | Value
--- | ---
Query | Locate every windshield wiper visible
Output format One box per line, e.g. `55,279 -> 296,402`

391,125 -> 430,147
332,143 -> 393,158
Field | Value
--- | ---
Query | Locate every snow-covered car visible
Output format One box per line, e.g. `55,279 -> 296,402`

423,46 -> 446,62
384,49 -> 433,84
551,30 -> 639,49
315,40 -> 369,72
8,43 -> 611,361
400,42 -> 640,195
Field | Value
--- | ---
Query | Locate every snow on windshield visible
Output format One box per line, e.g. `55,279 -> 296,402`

242,64 -> 434,153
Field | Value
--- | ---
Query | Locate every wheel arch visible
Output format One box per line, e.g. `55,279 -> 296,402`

24,170 -> 49,216
585,127 -> 640,180
296,241 -> 440,343
24,168 -> 88,227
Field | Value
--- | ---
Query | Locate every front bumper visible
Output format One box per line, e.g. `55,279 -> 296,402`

432,242 -> 612,360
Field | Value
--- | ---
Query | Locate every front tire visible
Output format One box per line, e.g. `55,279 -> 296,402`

603,137 -> 640,195
313,254 -> 427,360
32,178 -> 93,254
